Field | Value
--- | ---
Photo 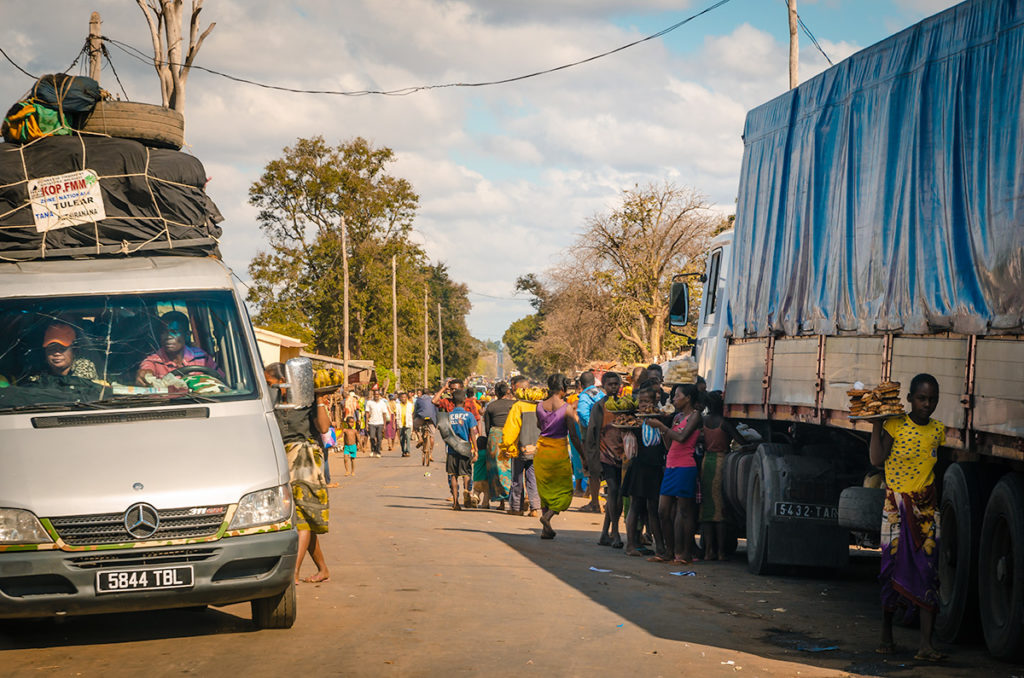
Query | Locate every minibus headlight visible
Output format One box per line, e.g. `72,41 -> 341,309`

228,485 -> 293,530
0,509 -> 53,544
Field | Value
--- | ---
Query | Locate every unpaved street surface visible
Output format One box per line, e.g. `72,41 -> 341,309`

2,449 -> 1021,678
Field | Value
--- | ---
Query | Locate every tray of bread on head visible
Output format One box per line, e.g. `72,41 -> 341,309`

848,381 -> 905,420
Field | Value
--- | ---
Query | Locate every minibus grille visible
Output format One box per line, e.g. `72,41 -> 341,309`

50,507 -> 228,546
66,547 -> 220,569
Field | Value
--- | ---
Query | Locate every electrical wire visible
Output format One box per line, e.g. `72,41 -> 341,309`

0,45 -> 37,79
782,0 -> 834,66
468,290 -> 532,301
101,45 -> 131,101
101,0 -> 736,97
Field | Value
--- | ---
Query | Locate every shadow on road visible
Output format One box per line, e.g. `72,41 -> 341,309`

0,606 -> 253,650
436,525 -> 980,677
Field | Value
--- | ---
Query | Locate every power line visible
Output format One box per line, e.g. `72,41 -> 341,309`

467,290 -> 532,301
101,0 -> 736,97
101,44 -> 131,101
0,46 -> 36,79
782,1 -> 834,66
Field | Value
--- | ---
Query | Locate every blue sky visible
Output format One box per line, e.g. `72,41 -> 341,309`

2,0 -> 960,345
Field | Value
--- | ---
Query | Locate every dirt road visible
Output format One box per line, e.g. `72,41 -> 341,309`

2,450 -> 1019,677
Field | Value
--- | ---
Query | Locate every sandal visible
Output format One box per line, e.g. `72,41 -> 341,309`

913,650 -> 947,663
647,554 -> 671,562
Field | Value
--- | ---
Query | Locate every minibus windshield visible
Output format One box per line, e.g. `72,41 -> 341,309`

0,290 -> 259,413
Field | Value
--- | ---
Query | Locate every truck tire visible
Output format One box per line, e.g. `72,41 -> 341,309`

978,473 -> 1024,660
745,444 -> 789,575
746,460 -> 771,574
722,450 -> 742,515
251,580 -> 296,629
936,463 -> 984,643
80,101 -> 185,150
735,452 -> 755,512
837,486 -> 884,532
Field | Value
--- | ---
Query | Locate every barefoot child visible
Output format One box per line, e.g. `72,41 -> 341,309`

341,416 -> 358,477
869,373 -> 946,662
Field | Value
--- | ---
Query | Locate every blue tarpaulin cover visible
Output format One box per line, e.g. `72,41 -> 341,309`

727,0 -> 1024,337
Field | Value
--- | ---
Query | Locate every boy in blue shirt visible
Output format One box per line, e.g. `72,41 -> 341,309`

446,389 -> 478,510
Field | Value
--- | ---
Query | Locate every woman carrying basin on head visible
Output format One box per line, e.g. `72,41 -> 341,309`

265,362 -> 332,584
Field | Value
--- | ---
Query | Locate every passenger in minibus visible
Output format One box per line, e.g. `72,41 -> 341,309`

136,311 -> 222,385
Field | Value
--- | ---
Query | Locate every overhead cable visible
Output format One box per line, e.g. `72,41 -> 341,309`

101,0 -> 735,97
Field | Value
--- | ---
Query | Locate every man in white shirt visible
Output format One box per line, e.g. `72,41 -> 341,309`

396,391 -> 416,457
365,390 -> 389,457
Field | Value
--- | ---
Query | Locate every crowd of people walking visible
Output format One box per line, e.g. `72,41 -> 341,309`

265,361 -> 948,661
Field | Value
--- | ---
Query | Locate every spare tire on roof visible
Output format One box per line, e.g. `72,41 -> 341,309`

80,101 -> 184,150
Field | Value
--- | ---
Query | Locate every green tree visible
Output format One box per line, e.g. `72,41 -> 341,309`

247,136 -> 477,384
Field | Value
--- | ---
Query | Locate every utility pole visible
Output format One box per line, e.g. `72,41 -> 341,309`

437,303 -> 445,385
788,0 -> 799,89
423,285 -> 429,389
89,12 -> 102,83
391,254 -> 399,391
341,216 -> 350,389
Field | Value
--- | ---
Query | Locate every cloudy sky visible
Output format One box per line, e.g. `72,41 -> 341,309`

3,0 -> 958,343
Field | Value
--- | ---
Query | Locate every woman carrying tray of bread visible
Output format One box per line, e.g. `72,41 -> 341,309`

869,373 -> 947,663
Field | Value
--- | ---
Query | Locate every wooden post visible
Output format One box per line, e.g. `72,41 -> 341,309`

788,0 -> 799,89
89,12 -> 102,83
392,254 -> 399,391
423,285 -> 429,389
437,302 -> 445,385
341,215 -> 350,390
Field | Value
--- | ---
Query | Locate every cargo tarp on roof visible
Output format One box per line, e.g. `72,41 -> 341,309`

727,0 -> 1024,338
0,135 -> 222,260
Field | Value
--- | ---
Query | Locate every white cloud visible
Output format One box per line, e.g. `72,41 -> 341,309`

0,1 -> 917,345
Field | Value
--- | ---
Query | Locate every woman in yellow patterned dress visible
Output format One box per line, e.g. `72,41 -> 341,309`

266,363 -> 332,584
869,373 -> 946,662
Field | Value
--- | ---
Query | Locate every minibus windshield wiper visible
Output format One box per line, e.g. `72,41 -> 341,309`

90,392 -> 220,407
3,400 -> 105,413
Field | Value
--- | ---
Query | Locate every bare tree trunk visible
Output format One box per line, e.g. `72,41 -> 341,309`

135,0 -> 215,112
788,0 -> 799,89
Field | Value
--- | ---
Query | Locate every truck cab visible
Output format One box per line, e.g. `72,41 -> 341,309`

693,229 -> 732,394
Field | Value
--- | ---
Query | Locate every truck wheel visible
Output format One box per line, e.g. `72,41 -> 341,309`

936,463 -> 983,643
722,451 -> 742,516
978,473 -> 1024,660
79,101 -> 185,150
837,486 -> 885,531
251,580 -> 296,629
735,452 -> 755,512
746,462 -> 771,574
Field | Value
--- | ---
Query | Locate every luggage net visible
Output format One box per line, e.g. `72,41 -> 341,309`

0,131 -> 222,261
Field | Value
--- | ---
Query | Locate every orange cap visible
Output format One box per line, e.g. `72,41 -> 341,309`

42,323 -> 76,347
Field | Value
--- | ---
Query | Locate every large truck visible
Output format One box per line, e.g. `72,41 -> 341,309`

675,0 -> 1024,660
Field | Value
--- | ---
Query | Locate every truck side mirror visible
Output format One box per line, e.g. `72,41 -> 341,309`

669,281 -> 690,328
278,357 -> 314,409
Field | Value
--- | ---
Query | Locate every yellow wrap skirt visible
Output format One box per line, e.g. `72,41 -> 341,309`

534,436 -> 574,513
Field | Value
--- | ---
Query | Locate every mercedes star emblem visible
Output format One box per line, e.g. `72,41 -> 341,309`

124,503 -> 160,539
